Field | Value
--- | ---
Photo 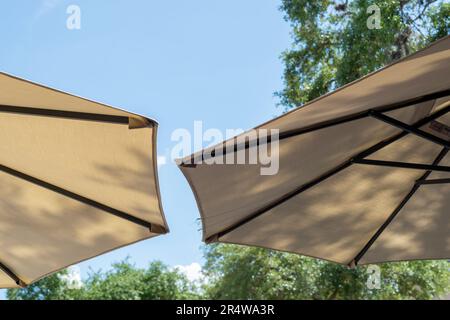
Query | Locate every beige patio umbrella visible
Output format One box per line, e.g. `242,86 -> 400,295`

0,73 -> 168,288
178,36 -> 450,267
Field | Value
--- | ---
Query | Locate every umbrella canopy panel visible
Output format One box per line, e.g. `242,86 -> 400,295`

179,36 -> 450,266
0,73 -> 168,287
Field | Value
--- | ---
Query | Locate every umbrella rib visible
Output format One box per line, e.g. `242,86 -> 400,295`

182,88 -> 450,166
369,110 -> 450,148
353,159 -> 450,172
416,178 -> 450,185
351,148 -> 449,266
0,261 -> 26,287
0,104 -> 130,125
0,163 -> 167,234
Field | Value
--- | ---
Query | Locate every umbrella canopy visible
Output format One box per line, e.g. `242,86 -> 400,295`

178,36 -> 450,266
0,73 -> 168,288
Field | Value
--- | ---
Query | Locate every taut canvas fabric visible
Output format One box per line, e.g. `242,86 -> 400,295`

179,36 -> 450,266
0,72 -> 168,288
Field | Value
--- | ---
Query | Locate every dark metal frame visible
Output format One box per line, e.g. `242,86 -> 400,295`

0,261 -> 26,287
0,105 -> 165,286
202,89 -> 450,266
0,104 -> 130,124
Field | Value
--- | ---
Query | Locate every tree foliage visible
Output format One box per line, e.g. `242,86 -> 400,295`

7,260 -> 199,300
203,245 -> 450,300
276,0 -> 450,109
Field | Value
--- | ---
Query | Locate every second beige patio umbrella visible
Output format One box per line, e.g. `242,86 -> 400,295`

178,36 -> 450,266
0,72 -> 168,288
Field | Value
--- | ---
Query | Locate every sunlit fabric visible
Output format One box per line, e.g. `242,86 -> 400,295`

0,73 -> 168,288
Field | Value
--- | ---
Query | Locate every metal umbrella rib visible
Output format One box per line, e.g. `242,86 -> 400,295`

0,261 -> 26,287
0,105 -> 130,125
417,178 -> 450,185
353,159 -> 450,172
0,163 -> 167,234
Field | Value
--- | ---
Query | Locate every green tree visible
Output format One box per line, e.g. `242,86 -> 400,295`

7,260 -> 199,300
203,245 -> 450,300
276,0 -> 449,109
80,261 -> 198,300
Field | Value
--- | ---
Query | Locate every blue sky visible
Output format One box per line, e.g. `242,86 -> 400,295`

0,0 -> 290,297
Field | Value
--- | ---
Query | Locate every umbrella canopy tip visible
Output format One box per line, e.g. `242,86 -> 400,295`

17,279 -> 27,288
150,224 -> 169,235
129,116 -> 155,129
348,260 -> 358,269
204,234 -> 219,244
